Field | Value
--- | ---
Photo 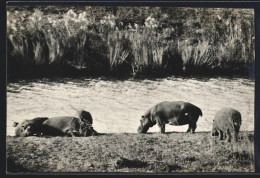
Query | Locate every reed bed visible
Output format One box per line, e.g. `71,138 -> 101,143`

7,7 -> 255,79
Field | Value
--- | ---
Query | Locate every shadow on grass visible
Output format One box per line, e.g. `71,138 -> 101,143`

114,157 -> 148,169
140,131 -> 211,135
228,151 -> 253,161
7,157 -> 31,173
149,161 -> 182,172
114,157 -> 182,172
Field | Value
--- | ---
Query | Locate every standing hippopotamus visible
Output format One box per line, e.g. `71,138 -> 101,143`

137,101 -> 203,133
212,108 -> 242,142
13,117 -> 49,137
41,116 -> 98,137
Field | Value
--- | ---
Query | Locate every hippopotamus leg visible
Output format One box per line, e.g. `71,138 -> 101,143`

226,129 -> 232,142
187,122 -> 197,133
155,116 -> 165,133
217,129 -> 223,140
227,127 -> 238,142
211,130 -> 218,136
185,112 -> 199,133
232,125 -> 239,142
159,124 -> 165,133
233,134 -> 238,142
233,130 -> 238,142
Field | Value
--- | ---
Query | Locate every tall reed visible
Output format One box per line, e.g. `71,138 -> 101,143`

7,7 -> 255,79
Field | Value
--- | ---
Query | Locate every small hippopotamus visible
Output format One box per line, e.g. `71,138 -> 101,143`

13,117 -> 49,137
138,101 -> 203,133
212,108 -> 242,142
41,116 -> 98,137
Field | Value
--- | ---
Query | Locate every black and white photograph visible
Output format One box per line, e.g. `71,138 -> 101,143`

6,4 -> 255,173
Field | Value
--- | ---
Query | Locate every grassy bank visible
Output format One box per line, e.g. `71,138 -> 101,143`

7,7 -> 255,80
6,131 -> 254,173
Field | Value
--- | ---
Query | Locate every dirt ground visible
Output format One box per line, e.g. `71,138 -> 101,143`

6,131 -> 254,173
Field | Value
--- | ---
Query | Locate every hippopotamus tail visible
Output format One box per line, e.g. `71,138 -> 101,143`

198,108 -> 203,117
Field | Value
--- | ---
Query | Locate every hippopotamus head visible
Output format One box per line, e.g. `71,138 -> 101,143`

79,122 -> 99,137
137,115 -> 155,133
14,117 -> 49,137
14,121 -> 34,137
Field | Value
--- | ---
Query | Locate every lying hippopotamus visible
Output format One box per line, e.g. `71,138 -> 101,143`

13,117 -> 49,137
138,101 -> 203,133
212,108 -> 242,142
41,116 -> 98,137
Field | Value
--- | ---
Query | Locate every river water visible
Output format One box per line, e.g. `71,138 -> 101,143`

6,76 -> 255,136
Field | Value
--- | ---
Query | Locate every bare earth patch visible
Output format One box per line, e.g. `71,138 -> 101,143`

6,131 -> 254,173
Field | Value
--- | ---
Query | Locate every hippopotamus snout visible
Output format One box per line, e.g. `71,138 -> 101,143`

137,125 -> 149,133
138,117 -> 153,133
19,125 -> 33,137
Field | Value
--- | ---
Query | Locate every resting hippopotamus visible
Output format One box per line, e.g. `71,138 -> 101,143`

13,117 -> 49,137
41,116 -> 98,136
138,101 -> 203,133
212,108 -> 242,142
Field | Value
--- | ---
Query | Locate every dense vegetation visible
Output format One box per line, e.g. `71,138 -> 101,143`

7,6 -> 255,80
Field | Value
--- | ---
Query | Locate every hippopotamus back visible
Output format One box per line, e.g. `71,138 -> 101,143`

41,117 -> 81,136
152,101 -> 202,125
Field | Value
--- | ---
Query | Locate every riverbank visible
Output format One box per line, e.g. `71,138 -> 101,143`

6,131 -> 254,173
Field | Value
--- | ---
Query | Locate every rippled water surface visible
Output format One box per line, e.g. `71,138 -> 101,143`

7,76 -> 255,136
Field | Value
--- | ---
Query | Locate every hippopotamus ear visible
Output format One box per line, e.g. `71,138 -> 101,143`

13,122 -> 19,127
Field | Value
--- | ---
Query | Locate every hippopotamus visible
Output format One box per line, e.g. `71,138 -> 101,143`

13,117 -> 49,137
137,101 -> 203,133
212,108 -> 242,142
41,116 -> 98,136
